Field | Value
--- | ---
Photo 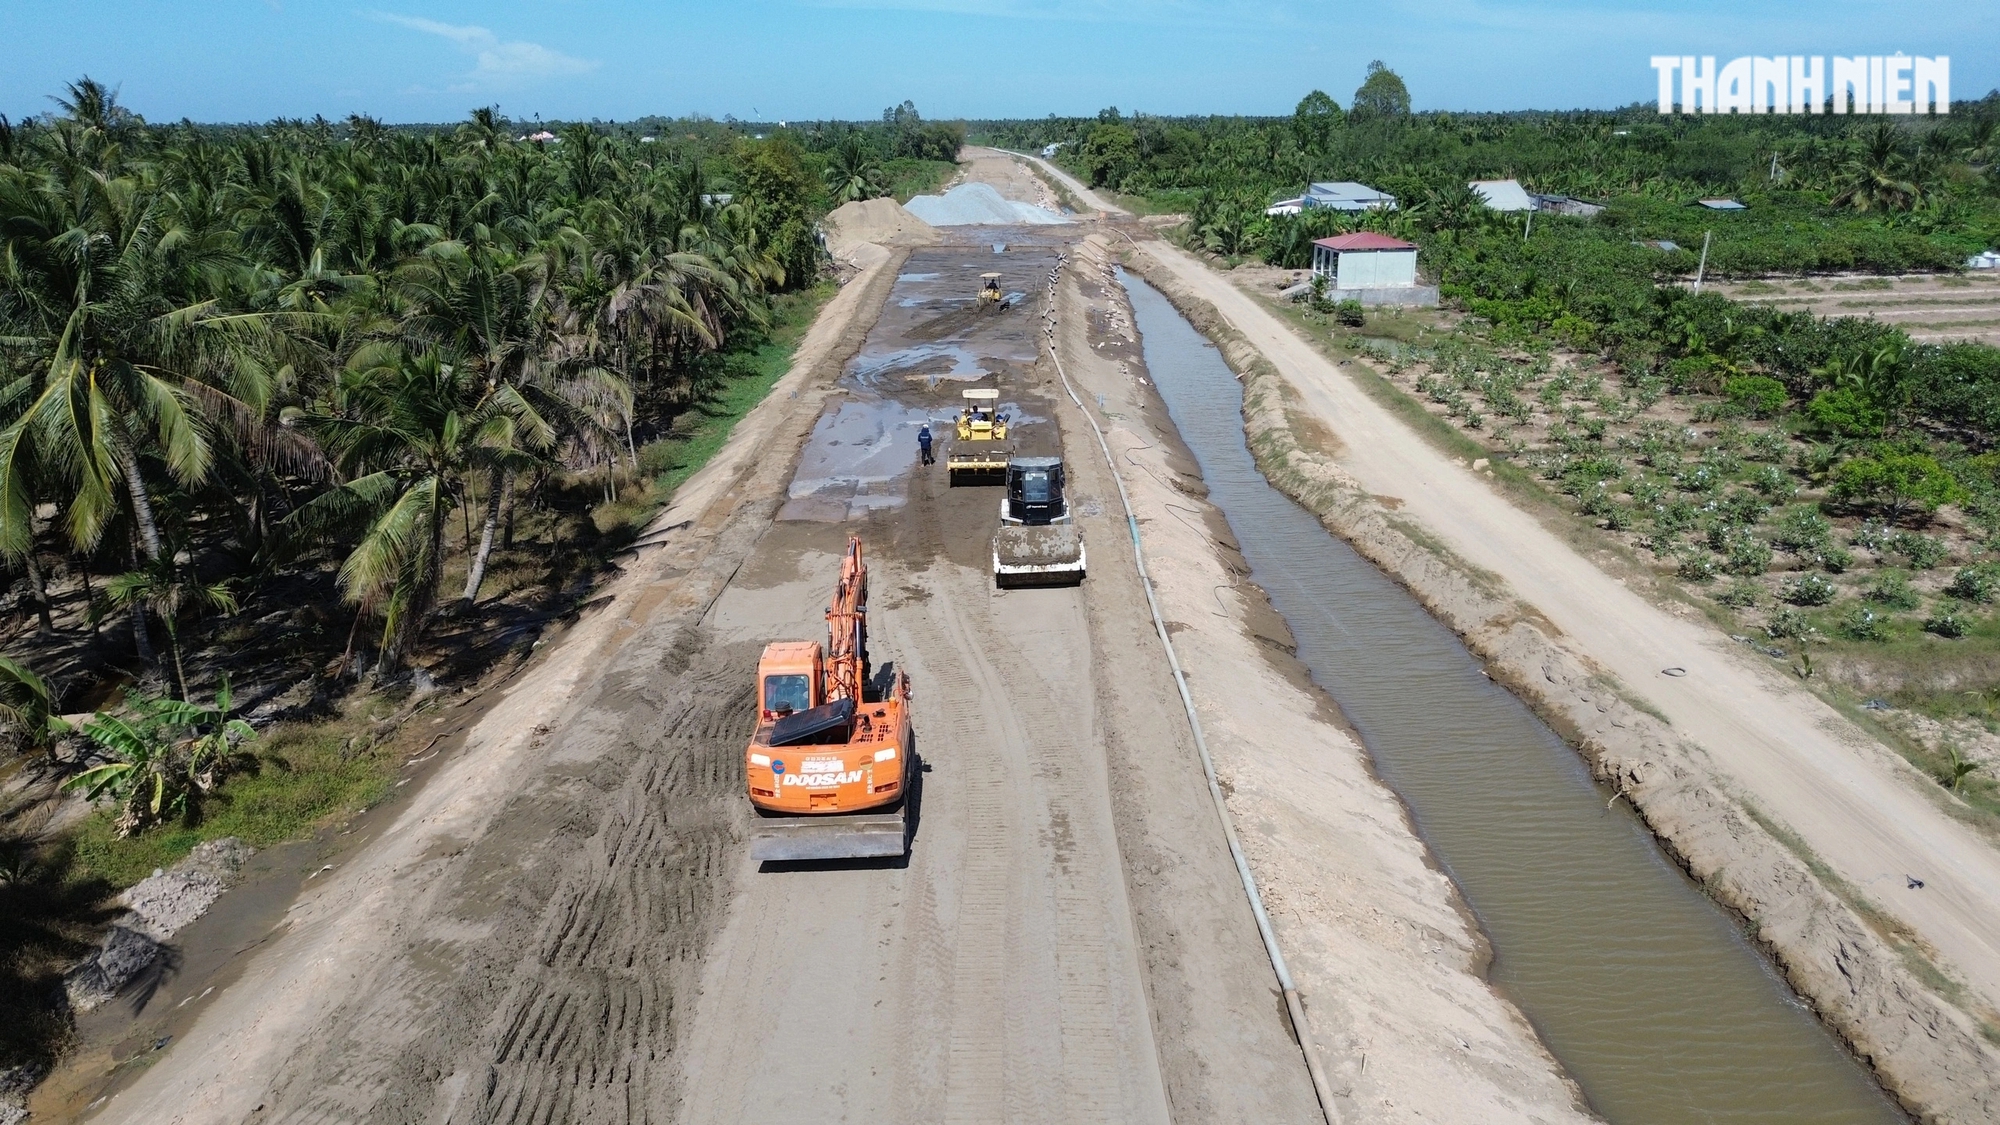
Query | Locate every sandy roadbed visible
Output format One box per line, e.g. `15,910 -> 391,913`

1127,241 -> 2000,1123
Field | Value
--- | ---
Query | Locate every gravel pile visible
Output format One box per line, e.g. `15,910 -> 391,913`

904,183 -> 1068,227
63,837 -> 255,1013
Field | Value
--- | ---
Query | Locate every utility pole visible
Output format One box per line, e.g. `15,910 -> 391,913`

1693,230 -> 1713,295
1770,152 -> 1780,181
1523,209 -> 1533,242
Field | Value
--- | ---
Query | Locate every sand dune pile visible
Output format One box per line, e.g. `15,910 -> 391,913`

821,198 -> 940,268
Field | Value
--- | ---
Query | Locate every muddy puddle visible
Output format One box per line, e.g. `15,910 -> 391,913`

1120,270 -> 1906,1125
780,242 -> 1059,522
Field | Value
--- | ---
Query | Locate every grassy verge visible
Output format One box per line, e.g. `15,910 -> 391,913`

884,158 -> 957,204
66,721 -> 402,888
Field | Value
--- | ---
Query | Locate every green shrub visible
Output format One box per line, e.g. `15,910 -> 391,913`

1766,607 -> 1819,642
1748,464 -> 1796,499
1724,375 -> 1788,419
1781,573 -> 1838,605
1814,543 -> 1855,573
1678,553 -> 1719,582
1716,581 -> 1761,607
1829,451 -> 1967,519
1772,507 -> 1832,554
1652,499 -> 1699,533
1888,531 -> 1948,569
1334,299 -> 1365,327
1838,604 -> 1888,641
1725,534 -> 1774,576
1945,562 -> 2000,603
1805,388 -> 1886,437
1863,572 -> 1921,609
1666,355 -> 1725,394
1925,608 -> 1972,638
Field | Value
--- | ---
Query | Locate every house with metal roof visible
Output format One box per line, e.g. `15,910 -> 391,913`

1305,182 -> 1398,212
1534,194 -> 1605,218
1470,179 -> 1536,212
1305,232 -> 1436,305
1694,198 -> 1747,211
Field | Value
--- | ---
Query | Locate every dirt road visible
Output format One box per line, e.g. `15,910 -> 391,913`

669,237 -> 1326,1123
1135,240 -> 2000,1023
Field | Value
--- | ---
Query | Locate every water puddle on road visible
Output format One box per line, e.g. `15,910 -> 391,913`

1119,270 -> 1906,1125
781,244 -> 1059,522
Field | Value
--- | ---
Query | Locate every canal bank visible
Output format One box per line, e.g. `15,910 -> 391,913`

1110,260 -> 1902,1124
1114,239 -> 2000,1124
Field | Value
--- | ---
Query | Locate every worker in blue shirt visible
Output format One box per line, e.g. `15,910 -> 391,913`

917,422 -> 934,465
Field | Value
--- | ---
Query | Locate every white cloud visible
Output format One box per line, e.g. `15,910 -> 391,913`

372,12 -> 598,84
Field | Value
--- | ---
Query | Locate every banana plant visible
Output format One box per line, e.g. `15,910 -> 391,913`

63,680 -> 253,837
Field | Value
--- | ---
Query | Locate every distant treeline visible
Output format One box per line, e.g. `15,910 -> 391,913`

976,74 -> 2000,448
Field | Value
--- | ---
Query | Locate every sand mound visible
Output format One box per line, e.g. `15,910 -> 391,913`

822,198 -> 939,264
904,182 -> 1069,227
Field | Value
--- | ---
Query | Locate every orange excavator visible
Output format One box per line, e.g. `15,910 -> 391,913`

745,535 -> 912,862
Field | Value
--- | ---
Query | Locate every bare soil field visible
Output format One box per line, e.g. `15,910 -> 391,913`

1714,272 -> 2000,347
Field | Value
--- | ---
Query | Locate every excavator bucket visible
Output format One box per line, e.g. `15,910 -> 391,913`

750,807 -> 909,862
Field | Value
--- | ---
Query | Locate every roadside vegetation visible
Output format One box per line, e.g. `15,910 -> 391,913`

984,72 -> 2000,817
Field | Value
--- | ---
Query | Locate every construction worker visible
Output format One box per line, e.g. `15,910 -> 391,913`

917,422 -> 934,465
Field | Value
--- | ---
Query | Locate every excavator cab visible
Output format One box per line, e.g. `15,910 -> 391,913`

757,641 -> 821,719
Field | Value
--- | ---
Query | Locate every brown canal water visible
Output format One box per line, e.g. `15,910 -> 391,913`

1120,270 -> 1906,1125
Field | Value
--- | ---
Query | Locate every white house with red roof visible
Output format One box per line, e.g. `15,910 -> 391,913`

1311,232 -> 1418,288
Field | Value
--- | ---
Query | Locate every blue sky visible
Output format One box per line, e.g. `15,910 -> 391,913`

2,2 -> 1993,124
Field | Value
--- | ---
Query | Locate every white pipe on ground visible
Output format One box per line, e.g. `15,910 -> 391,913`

1040,253 -> 1344,1125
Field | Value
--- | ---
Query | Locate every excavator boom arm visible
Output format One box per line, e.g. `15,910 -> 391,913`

824,536 -> 868,703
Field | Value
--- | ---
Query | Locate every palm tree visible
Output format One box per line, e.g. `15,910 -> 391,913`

822,136 -> 885,203
1937,747 -> 1983,794
0,655 -> 69,762
287,347 -> 518,671
98,554 -> 238,699
65,681 -> 252,837
1831,124 -> 1925,212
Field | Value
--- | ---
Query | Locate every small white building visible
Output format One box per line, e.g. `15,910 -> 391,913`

1264,196 -> 1307,216
1312,233 -> 1419,288
1470,179 -> 1535,212
1967,250 -> 2000,270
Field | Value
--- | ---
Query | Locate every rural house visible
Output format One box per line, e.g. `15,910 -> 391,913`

1310,231 -> 1436,303
1470,179 -> 1536,211
1304,181 -> 1398,212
